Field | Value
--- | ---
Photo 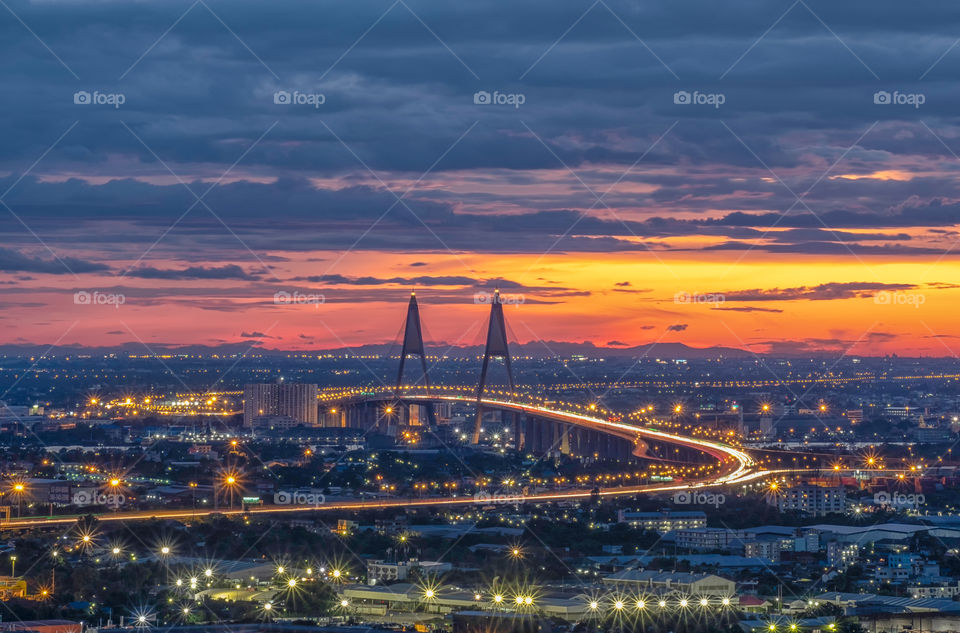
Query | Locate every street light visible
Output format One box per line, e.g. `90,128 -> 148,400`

223,474 -> 238,510
10,555 -> 16,577
11,482 -> 26,517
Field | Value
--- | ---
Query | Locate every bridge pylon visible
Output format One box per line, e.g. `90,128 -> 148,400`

472,289 -> 516,444
396,292 -> 436,426
396,292 -> 430,393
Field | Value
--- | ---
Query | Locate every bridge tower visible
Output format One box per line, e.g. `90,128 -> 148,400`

472,289 -> 516,444
396,292 -> 430,393
395,292 -> 436,427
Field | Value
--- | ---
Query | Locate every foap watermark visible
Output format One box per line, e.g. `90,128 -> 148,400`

274,490 -> 326,506
273,90 -> 326,108
274,290 -> 325,306
73,490 -> 126,507
474,490 -> 524,505
474,291 -> 525,306
873,90 -> 925,108
874,491 -> 925,508
74,90 -> 126,108
473,90 -> 526,108
74,290 -> 125,308
674,90 -> 725,108
673,490 -> 725,508
674,291 -> 725,307
874,290 -> 925,308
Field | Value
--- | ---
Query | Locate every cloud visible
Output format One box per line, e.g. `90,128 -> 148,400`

126,265 -> 261,280
718,282 -> 917,302
0,247 -> 107,275
606,340 -> 629,346
711,306 -> 784,313
667,324 -> 688,332
240,331 -> 276,339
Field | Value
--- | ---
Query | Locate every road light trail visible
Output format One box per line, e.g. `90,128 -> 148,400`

2,395 -> 767,530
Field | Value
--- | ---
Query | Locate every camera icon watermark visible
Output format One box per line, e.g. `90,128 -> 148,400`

873,491 -> 925,508
474,291 -> 525,306
273,90 -> 325,108
674,291 -> 725,306
873,90 -> 925,108
874,290 -> 924,308
74,290 -> 125,308
673,490 -> 725,508
473,90 -> 526,108
274,290 -> 325,307
73,90 -> 126,108
673,90 -> 725,108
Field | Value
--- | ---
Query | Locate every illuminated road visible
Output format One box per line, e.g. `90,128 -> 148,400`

0,394 -> 764,531
0,480 -> 764,531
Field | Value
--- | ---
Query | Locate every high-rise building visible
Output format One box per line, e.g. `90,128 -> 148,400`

243,382 -> 318,428
770,485 -> 846,517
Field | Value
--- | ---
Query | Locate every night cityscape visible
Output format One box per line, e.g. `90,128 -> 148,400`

4,2 -> 960,633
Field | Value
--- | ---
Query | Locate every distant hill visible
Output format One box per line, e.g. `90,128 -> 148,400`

0,339 -> 753,359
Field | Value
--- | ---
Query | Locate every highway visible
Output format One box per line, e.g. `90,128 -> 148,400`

0,395 -> 761,531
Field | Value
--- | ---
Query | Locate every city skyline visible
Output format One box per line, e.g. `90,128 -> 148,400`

1,1 -> 960,353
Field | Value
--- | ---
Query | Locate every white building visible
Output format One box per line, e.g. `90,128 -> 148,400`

770,486 -> 846,516
366,559 -> 453,583
602,569 -> 735,596
618,510 -> 707,534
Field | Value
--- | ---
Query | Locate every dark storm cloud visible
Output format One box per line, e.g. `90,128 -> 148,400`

3,0 -> 960,259
0,247 -> 108,274
295,274 -> 482,286
127,264 -> 260,280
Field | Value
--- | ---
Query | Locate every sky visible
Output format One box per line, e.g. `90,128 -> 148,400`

2,0 -> 960,355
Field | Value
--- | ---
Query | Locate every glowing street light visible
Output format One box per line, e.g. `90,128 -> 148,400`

10,481 -> 26,517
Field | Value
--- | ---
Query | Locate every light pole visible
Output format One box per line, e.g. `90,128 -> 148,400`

108,478 -> 121,511
13,482 -> 25,517
10,555 -> 16,577
224,475 -> 236,510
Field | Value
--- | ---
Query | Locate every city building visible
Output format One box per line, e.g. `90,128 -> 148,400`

617,509 -> 707,534
672,527 -> 747,550
742,540 -> 781,562
366,559 -> 454,583
769,485 -> 846,516
243,382 -> 318,428
827,542 -> 859,568
602,569 -> 735,596
909,581 -> 960,599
